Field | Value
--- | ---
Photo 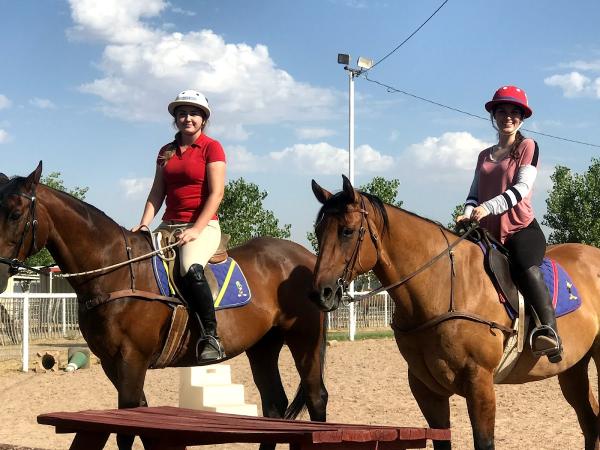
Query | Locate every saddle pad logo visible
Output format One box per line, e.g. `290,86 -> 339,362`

208,258 -> 252,310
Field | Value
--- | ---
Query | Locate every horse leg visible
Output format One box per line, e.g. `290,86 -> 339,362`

462,366 -> 496,450
408,370 -> 451,450
558,354 -> 599,450
246,328 -> 287,450
101,357 -> 149,450
286,330 -> 328,422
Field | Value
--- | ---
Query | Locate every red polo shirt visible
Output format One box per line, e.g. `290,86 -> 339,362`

157,133 -> 226,223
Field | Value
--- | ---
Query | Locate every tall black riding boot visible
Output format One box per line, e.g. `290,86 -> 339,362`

184,264 -> 225,362
518,265 -> 562,363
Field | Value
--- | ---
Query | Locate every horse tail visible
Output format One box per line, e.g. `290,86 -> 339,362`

284,312 -> 328,420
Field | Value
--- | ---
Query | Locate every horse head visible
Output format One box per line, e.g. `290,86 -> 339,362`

310,174 -> 389,312
0,162 -> 44,292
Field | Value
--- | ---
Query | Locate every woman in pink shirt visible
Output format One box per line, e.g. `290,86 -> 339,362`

456,85 -> 562,362
134,90 -> 226,362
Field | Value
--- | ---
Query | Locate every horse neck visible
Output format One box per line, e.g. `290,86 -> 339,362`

373,206 -> 456,323
37,186 -> 125,276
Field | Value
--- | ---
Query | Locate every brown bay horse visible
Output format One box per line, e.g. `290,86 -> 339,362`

310,175 -> 600,450
0,163 -> 328,450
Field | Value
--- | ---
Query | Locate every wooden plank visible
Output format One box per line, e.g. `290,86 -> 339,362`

38,406 -> 451,448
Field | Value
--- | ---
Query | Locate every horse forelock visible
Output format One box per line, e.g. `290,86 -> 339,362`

315,190 -> 389,236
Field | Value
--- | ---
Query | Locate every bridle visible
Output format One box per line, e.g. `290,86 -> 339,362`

324,197 -> 387,295
0,187 -> 42,276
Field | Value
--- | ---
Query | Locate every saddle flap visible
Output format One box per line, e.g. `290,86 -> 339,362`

209,233 -> 230,264
485,247 -> 519,312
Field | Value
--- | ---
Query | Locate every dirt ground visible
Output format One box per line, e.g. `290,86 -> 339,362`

0,338 -> 595,450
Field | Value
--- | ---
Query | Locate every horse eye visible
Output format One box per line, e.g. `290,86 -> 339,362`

342,227 -> 354,238
9,211 -> 21,221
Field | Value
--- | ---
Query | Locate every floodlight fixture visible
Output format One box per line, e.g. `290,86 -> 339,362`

357,56 -> 373,70
337,53 -> 350,65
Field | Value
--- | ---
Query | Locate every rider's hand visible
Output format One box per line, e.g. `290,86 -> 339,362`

455,214 -> 470,224
470,205 -> 490,222
178,226 -> 202,245
131,224 -> 146,232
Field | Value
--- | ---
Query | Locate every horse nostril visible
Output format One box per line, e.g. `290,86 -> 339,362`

322,287 -> 333,301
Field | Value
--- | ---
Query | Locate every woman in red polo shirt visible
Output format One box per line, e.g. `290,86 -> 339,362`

456,85 -> 562,363
134,89 -> 226,362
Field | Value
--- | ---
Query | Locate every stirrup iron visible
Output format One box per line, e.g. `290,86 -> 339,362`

529,325 -> 561,359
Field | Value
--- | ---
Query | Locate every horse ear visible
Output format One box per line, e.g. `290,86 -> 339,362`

341,174 -> 358,203
311,179 -> 332,204
0,173 -> 9,185
24,161 -> 43,190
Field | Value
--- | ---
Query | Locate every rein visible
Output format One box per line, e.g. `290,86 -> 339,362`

347,224 -> 477,303
331,204 -> 515,336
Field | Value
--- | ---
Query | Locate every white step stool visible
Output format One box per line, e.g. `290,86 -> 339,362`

179,365 -> 258,416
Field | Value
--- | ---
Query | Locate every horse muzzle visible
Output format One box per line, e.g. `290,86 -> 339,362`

309,282 -> 343,312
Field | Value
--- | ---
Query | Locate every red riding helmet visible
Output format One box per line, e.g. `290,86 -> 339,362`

485,85 -> 532,118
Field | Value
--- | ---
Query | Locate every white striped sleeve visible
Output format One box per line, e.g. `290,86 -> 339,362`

463,169 -> 480,216
482,164 -> 538,215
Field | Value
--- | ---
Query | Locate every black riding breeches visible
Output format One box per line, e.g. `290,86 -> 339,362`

504,219 -> 546,274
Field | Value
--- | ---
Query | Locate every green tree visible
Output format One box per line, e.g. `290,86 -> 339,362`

25,173 -> 89,267
219,178 -> 291,248
543,158 -> 600,247
448,203 -> 464,229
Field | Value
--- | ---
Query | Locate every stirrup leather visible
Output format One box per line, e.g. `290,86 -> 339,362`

529,325 -> 561,357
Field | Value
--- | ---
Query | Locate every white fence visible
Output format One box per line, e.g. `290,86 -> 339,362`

0,293 -> 79,370
0,290 -> 394,369
327,292 -> 394,332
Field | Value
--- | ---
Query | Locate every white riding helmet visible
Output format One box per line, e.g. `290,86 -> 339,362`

167,90 -> 211,119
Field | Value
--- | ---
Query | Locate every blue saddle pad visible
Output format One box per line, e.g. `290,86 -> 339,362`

540,258 -> 581,318
152,253 -> 251,310
208,257 -> 252,310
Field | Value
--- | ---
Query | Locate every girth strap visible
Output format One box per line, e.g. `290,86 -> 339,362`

391,310 -> 516,336
82,289 -> 183,310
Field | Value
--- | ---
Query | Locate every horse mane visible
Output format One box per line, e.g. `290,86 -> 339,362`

385,203 -> 460,237
316,188 -> 459,239
8,175 -> 121,228
316,190 -> 389,235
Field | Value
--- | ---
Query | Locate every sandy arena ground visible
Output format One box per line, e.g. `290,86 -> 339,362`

0,338 -> 595,449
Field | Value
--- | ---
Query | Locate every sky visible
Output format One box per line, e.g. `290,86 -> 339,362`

1,0 -> 599,249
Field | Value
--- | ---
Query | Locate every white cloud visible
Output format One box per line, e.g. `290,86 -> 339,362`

558,59 -> 600,72
29,98 -> 56,109
210,123 -> 250,141
67,0 -> 167,44
0,95 -> 11,110
69,0 -> 337,124
270,142 -> 394,175
119,177 -> 152,198
406,131 -> 493,172
0,130 -> 9,144
226,145 -> 266,173
170,6 -> 196,16
295,127 -> 335,140
544,71 -> 600,98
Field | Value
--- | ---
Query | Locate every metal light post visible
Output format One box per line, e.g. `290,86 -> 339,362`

337,53 -> 373,341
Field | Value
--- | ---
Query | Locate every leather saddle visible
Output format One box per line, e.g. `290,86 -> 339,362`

464,226 -> 520,314
155,232 -> 231,303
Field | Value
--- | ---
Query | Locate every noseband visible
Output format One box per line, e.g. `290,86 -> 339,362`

0,188 -> 41,276
336,197 -> 386,296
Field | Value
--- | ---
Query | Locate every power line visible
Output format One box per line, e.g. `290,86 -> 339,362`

363,73 -> 600,149
369,0 -> 450,72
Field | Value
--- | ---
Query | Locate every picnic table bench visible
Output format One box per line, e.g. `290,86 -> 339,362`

37,406 -> 450,449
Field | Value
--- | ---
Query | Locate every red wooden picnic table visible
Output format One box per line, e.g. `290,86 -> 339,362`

37,406 -> 450,449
